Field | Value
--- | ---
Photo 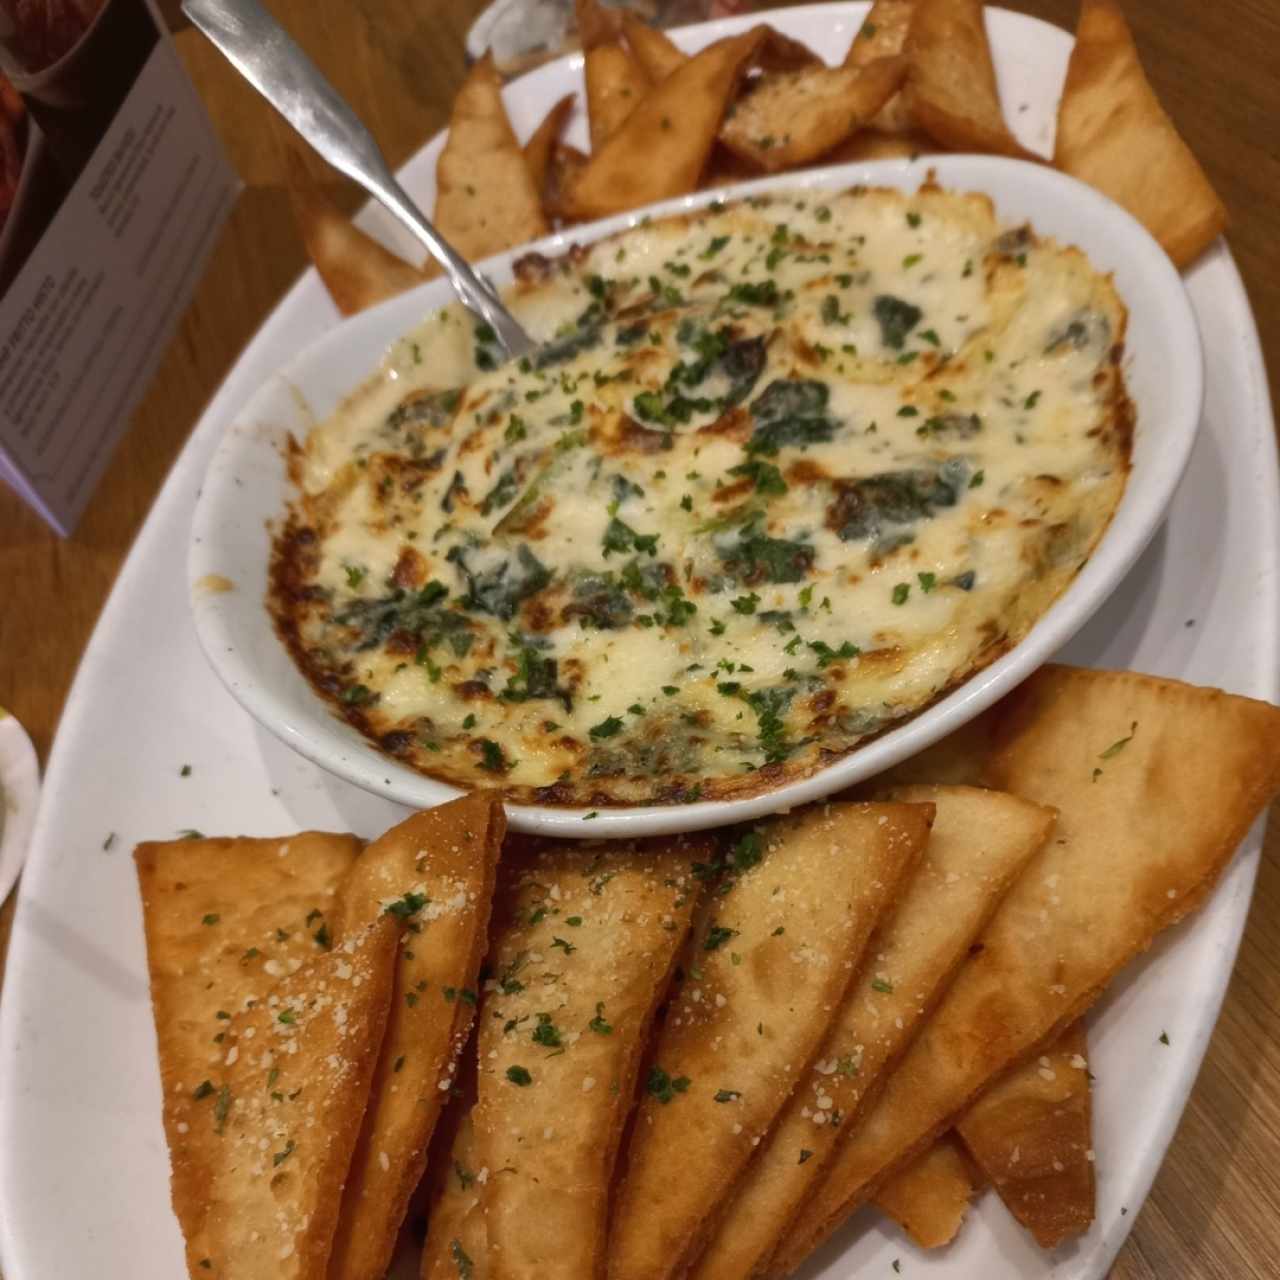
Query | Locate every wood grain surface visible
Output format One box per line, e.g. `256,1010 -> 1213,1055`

1,1 -> 1277,1275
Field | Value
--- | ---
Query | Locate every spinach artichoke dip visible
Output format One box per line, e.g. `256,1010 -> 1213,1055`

271,183 -> 1131,807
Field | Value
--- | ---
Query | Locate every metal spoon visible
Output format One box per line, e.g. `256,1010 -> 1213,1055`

183,0 -> 536,360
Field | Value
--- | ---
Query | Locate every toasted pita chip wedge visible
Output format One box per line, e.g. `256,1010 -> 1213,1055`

874,1135 -> 980,1248
136,832 -> 363,1278
474,835 -> 708,1280
720,55 -> 908,173
560,29 -> 764,221
435,54 -> 548,262
958,1021 -> 1094,1247
574,0 -> 624,52
1054,0 -> 1226,268
328,795 -> 505,1280
774,666 -> 1280,1276
821,127 -> 931,163
544,142 -> 590,222
610,801 -> 933,1280
905,0 -> 1038,161
621,13 -> 686,82
188,917 -> 400,1277
844,0 -> 915,132
286,150 -> 429,315
693,786 -> 1051,1280
585,42 -> 651,149
420,1108 -> 489,1280
523,93 -> 575,203
420,1049 -> 489,1280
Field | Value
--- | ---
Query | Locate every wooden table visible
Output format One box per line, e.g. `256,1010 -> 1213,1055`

1,0 -> 1277,1274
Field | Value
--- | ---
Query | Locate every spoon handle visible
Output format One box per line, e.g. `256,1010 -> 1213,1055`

183,0 -> 535,358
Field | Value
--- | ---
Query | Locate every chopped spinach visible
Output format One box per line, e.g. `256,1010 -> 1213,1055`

716,518 -> 815,585
826,462 -> 967,543
745,380 -> 836,456
873,294 -> 923,349
448,544 -> 551,620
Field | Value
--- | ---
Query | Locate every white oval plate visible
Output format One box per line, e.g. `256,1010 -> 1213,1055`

189,154 -> 1201,839
0,7 -> 1275,1280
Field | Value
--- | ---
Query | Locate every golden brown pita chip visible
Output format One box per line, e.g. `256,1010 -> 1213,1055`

1054,0 -> 1226,268
621,13 -> 687,83
136,832 -> 363,1277
523,94 -> 575,205
560,29 -> 764,221
873,1135 -> 979,1249
610,802 -> 933,1280
719,55 -> 908,173
544,142 -> 590,223
774,666 -> 1280,1275
958,1020 -> 1094,1247
574,0 -> 624,52
435,54 -> 549,262
287,150 -> 429,315
420,1110 -> 489,1280
420,1059 -> 489,1280
821,127 -> 932,163
328,795 -> 505,1280
844,0 -> 915,133
694,786 -> 1051,1280
186,918 -> 400,1278
473,835 -> 708,1280
584,42 -> 651,150
905,0 -> 1038,161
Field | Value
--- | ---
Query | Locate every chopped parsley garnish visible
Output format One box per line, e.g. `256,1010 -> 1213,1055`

589,1002 -> 613,1034
213,1084 -> 232,1134
192,1079 -> 215,1101
478,739 -> 512,774
589,716 -> 624,739
505,1066 -> 533,1086
603,517 -> 659,558
201,913 -> 219,926
731,593 -> 761,615
451,1239 -> 476,1279
550,936 -> 577,955
647,1066 -> 691,1104
714,1089 -> 742,1103
917,572 -> 937,593
272,1140 -> 296,1167
384,890 -> 428,919
871,977 -> 894,994
892,583 -> 910,606
799,1148 -> 814,1164
1099,722 -> 1139,759
532,1013 -> 563,1047
705,924 -> 739,951
727,458 -> 788,496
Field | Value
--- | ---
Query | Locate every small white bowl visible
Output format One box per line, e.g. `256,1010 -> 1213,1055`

188,156 -> 1203,838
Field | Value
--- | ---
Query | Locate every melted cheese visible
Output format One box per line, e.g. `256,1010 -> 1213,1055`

272,184 -> 1130,806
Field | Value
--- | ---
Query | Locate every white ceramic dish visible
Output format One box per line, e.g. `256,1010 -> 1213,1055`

189,156 -> 1202,839
0,8 -> 1275,1280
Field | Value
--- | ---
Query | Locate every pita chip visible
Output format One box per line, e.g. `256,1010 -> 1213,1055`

473,835 -> 708,1280
693,786 -> 1051,1280
609,801 -> 933,1280
136,832 -> 363,1277
905,0 -> 1038,161
958,1020 -> 1094,1247
329,794 -> 505,1280
843,0 -> 915,133
584,42 -> 651,149
186,918 -> 399,1276
1054,0 -> 1226,268
621,13 -> 686,83
287,150 -> 430,315
523,94 -> 575,204
420,1067 -> 489,1280
560,29 -> 764,221
719,56 -> 909,173
773,666 -> 1280,1275
435,54 -> 549,262
874,1135 -> 980,1249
